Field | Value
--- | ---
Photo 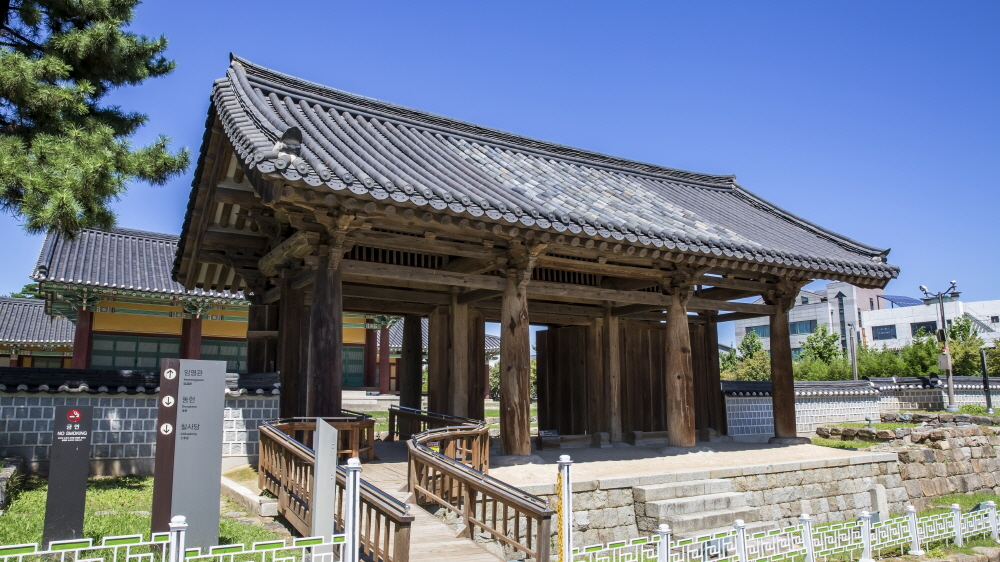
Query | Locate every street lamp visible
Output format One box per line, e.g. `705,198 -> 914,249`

847,323 -> 859,381
920,281 -> 960,412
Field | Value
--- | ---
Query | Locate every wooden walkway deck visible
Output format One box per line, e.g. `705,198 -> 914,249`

363,443 -> 500,562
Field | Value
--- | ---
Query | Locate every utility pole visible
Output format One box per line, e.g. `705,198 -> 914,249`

921,282 -> 960,413
848,323 -> 859,381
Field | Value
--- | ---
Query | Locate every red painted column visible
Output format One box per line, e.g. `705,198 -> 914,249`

364,328 -> 378,387
71,308 -> 93,369
180,317 -> 203,359
379,325 -> 391,393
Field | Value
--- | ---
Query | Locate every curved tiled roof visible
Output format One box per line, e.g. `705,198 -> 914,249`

722,379 -> 878,397
0,367 -> 279,396
33,227 -> 242,298
386,318 -> 501,355
188,54 -> 898,283
0,297 -> 74,345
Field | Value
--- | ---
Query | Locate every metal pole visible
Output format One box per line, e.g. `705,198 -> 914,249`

848,325 -> 859,381
952,503 -> 963,547
657,523 -> 672,562
906,504 -> 925,555
799,513 -> 815,562
344,457 -> 361,562
558,455 -> 574,562
987,501 -> 998,542
981,349 -> 995,414
168,515 -> 187,562
940,293 -> 958,413
859,511 -> 874,562
734,519 -> 749,562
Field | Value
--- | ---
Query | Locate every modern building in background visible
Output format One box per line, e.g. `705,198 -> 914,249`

733,281 -> 884,356
860,298 -> 1000,349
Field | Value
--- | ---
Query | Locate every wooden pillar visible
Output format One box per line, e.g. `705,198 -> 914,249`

427,307 -> 450,414
705,314 -> 727,434
399,315 -> 423,410
665,290 -> 696,447
307,252 -> 343,417
500,271 -> 531,456
70,308 -> 93,369
378,325 -> 391,394
363,328 -> 378,387
769,303 -> 797,440
180,317 -> 203,360
247,304 -> 278,372
467,309 -> 486,421
602,308 -> 621,442
278,275 -> 306,417
587,318 -> 606,435
450,294 -> 470,418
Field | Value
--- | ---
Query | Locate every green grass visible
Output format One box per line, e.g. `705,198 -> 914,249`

837,422 -> 920,430
810,437 -> 873,449
0,477 -> 281,547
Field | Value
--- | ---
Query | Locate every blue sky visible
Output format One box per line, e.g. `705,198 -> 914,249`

1,2 -> 997,346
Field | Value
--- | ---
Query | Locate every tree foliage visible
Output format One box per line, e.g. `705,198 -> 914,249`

793,356 -> 852,381
856,344 -> 907,378
900,329 -> 943,377
0,0 -> 189,236
737,331 -> 763,359
947,316 -> 985,377
3,281 -> 40,297
489,358 -> 536,400
731,350 -> 771,381
800,324 -> 842,363
720,346 -> 739,372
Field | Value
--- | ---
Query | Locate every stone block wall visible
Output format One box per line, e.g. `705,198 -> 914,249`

0,391 -> 278,474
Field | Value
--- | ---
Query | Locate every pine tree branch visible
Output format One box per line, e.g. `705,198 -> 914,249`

1,24 -> 41,51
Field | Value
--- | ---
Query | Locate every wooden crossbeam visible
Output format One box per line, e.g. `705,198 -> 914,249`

457,289 -> 501,305
258,231 -> 319,277
611,303 -> 664,316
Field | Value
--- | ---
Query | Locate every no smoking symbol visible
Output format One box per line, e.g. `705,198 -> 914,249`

66,409 -> 82,423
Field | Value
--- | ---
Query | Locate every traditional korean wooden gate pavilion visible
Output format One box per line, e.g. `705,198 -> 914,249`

172,55 -> 898,456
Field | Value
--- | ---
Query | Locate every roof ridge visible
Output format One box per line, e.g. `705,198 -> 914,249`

0,297 -> 45,305
230,54 -> 737,189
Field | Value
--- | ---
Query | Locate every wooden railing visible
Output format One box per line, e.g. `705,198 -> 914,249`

268,413 -> 378,462
258,420 -> 414,562
407,425 -> 553,561
387,406 -> 490,472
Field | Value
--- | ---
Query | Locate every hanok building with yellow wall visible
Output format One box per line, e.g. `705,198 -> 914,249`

28,227 -> 384,385
0,297 -> 74,367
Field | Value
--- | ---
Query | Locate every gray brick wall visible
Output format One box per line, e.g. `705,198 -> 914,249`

0,392 -> 278,470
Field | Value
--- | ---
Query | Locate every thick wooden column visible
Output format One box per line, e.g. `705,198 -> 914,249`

450,294 -> 470,418
704,314 -> 727,434
307,252 -> 343,417
500,271 -> 531,456
467,309 -> 486,420
602,307 -> 622,442
180,317 -> 203,360
378,325 -> 391,394
278,274 -> 306,417
769,301 -> 797,440
363,328 -> 378,387
665,290 -> 696,447
587,317 -> 606,435
247,304 -> 278,372
399,314 -> 423,410
427,307 -> 450,414
70,308 -> 93,369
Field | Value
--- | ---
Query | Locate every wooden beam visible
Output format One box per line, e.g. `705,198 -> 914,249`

246,330 -> 279,339
258,231 -> 319,277
307,253 -> 343,416
340,260 -> 506,291
451,293 -> 470,418
601,277 -> 660,292
537,255 -> 665,280
603,307 -> 621,442
770,303 -> 796,439
202,230 -> 269,251
263,285 -> 281,305
342,297 -> 436,315
351,229 -> 506,261
214,186 -> 260,207
500,274 -> 532,456
611,303 -> 664,317
715,311 -> 769,323
696,287 -> 760,301
698,275 -> 775,292
665,290 -> 696,447
457,289 -> 502,305
343,284 -> 451,306
443,257 -> 498,275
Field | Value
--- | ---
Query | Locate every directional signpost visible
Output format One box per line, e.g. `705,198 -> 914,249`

152,359 -> 226,550
42,405 -> 94,547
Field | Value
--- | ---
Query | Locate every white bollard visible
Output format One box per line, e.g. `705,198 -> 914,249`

343,457 -> 362,562
953,503 -> 963,547
657,523 -> 672,562
734,519 -> 748,562
987,501 -> 998,543
799,514 -> 815,562
859,511 -> 874,562
906,504 -> 925,556
168,515 -> 188,562
558,455 -> 573,562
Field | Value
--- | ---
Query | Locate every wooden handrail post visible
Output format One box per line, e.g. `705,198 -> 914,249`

387,409 -> 397,442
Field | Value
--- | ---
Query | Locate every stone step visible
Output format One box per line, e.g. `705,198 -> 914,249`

633,479 -> 733,502
674,519 -> 776,540
645,492 -> 746,517
662,506 -> 758,535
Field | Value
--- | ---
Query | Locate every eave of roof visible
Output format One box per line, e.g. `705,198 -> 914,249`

175,55 -> 899,287
0,297 -> 75,345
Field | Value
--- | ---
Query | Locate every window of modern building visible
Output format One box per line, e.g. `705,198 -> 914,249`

91,335 -> 181,369
910,321 -> 937,337
746,325 -> 770,338
801,297 -> 809,305
789,319 -> 818,335
992,316 -> 999,324
872,325 -> 897,341
200,339 -> 248,373
791,348 -> 804,360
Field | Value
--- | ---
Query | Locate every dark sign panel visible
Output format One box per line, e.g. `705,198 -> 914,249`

152,359 -> 226,550
42,405 -> 94,547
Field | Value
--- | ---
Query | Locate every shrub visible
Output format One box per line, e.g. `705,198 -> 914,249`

960,404 -> 988,415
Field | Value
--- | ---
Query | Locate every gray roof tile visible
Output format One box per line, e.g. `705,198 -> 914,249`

0,297 -> 74,345
385,318 -> 500,354
33,227 -> 240,298
182,55 -> 898,282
